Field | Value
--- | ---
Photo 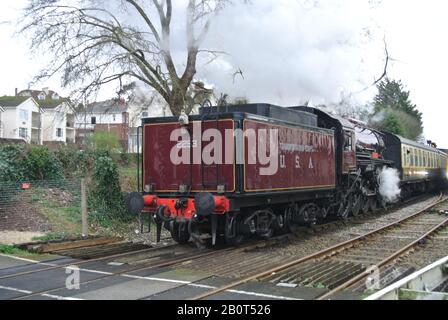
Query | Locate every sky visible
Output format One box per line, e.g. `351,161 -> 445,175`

0,0 -> 448,146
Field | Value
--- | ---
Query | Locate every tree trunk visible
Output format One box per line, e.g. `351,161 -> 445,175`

169,87 -> 188,116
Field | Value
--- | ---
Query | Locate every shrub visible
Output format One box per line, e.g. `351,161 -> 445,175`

0,144 -> 64,182
23,146 -> 63,181
0,144 -> 27,181
53,145 -> 95,178
89,155 -> 129,223
87,130 -> 123,153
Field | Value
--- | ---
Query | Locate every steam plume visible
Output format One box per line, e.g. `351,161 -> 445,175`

378,167 -> 401,203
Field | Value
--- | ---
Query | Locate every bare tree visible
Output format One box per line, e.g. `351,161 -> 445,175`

21,0 -> 232,116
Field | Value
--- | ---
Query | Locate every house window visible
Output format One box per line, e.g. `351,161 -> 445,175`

142,112 -> 149,118
38,93 -> 45,100
91,117 -> 97,125
19,127 -> 28,139
19,109 -> 29,121
56,128 -> 63,138
112,114 -> 116,121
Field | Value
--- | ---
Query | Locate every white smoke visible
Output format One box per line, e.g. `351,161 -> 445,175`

198,0 -> 385,106
378,167 -> 401,203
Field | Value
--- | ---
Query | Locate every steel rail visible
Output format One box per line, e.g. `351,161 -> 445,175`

10,238 -> 281,300
317,214 -> 448,300
1,192 -> 432,282
191,194 -> 445,300
1,194 -> 441,299
0,243 -> 180,281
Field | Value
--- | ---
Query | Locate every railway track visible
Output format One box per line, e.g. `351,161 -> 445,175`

5,235 -> 291,300
0,194 -> 442,300
191,194 -> 448,300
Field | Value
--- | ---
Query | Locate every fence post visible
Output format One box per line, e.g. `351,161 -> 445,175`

81,178 -> 88,238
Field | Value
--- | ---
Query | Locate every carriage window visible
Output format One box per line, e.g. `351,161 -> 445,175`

402,148 -> 407,166
419,150 -> 423,167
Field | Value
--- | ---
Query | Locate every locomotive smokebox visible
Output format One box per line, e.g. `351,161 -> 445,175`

194,193 -> 215,217
125,192 -> 144,215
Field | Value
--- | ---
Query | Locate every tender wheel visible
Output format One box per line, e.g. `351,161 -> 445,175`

259,227 -> 274,239
225,213 -> 245,246
276,208 -> 293,234
170,223 -> 190,244
225,234 -> 245,246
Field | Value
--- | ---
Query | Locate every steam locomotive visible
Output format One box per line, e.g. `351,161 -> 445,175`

126,104 -> 448,246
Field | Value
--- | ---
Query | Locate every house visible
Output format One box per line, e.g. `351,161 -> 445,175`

126,82 -> 214,153
74,82 -> 215,153
18,88 -> 76,144
0,106 -> 4,138
75,99 -> 129,150
0,96 -> 44,144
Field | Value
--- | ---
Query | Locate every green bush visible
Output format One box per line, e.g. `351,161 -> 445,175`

0,144 -> 64,182
23,146 -> 63,181
89,155 -> 130,224
87,130 -> 123,153
53,145 -> 95,178
0,144 -> 27,181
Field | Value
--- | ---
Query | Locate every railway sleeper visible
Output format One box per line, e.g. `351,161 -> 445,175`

322,264 -> 367,290
299,261 -> 353,286
276,261 -> 341,284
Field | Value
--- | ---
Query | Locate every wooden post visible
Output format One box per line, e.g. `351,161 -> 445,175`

81,178 -> 88,238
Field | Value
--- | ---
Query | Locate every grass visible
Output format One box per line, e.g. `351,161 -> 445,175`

29,187 -> 83,237
0,244 -> 59,261
31,231 -> 70,242
39,204 -> 82,235
0,244 -> 24,255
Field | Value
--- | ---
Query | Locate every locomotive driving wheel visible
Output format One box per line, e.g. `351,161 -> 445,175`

339,193 -> 352,220
352,191 -> 363,217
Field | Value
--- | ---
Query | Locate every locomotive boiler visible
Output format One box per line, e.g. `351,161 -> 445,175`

126,104 -> 448,246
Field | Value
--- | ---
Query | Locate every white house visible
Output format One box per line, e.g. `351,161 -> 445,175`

18,88 -> 76,144
40,100 -> 76,144
75,99 -> 129,130
75,99 -> 130,149
0,106 -> 4,138
0,96 -> 44,144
